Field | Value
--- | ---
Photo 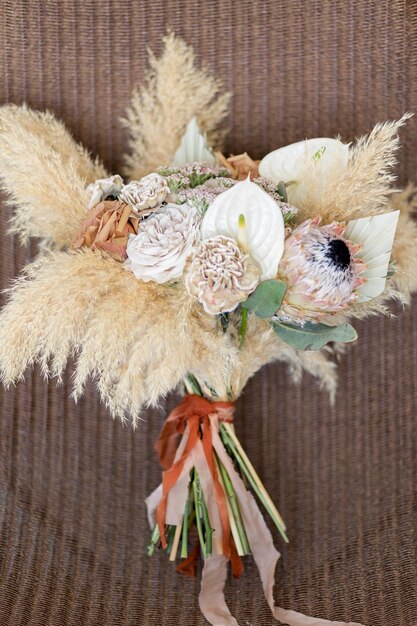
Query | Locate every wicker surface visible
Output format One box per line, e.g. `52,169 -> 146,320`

0,1 -> 416,624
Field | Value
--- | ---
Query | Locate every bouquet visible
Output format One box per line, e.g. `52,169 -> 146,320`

0,35 -> 417,626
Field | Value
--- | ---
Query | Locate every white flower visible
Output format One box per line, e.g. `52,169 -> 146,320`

86,174 -> 123,209
259,138 -> 349,206
201,178 -> 285,280
125,204 -> 200,283
119,174 -> 169,217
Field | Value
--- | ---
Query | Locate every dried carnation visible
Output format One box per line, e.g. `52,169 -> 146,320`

125,203 -> 200,283
184,236 -> 260,314
277,218 -> 365,323
86,174 -> 124,209
119,173 -> 169,217
72,200 -> 139,261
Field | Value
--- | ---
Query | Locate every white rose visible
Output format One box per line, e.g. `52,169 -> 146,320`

125,204 -> 200,283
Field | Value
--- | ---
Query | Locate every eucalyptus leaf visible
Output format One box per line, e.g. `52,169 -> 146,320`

242,280 -> 287,319
272,321 -> 358,351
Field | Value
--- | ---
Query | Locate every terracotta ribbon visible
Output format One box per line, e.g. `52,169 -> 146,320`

154,394 -> 235,558
147,396 -> 365,626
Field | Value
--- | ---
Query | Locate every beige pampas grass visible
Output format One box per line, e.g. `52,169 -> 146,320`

295,113 -> 412,223
0,104 -> 107,247
0,34 -> 416,422
0,248 -> 238,424
0,243 -> 334,422
122,33 -> 231,180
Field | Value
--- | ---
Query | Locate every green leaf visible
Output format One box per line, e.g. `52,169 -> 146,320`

272,321 -> 358,351
242,280 -> 287,319
277,180 -> 288,203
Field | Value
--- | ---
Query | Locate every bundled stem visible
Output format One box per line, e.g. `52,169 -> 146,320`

148,373 -> 288,569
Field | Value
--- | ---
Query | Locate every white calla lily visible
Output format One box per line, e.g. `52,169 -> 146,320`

201,178 -> 285,280
259,138 -> 350,205
171,117 -> 217,166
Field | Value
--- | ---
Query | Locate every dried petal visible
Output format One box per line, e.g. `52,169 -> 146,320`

125,204 -> 200,283
184,236 -> 260,314
119,173 -> 169,217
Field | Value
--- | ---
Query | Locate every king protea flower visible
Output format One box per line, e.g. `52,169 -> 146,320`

277,211 -> 400,323
277,218 -> 366,323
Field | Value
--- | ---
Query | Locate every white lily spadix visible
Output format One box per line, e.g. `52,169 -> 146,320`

201,178 -> 286,280
345,210 -> 400,302
171,116 -> 217,166
259,137 -> 350,205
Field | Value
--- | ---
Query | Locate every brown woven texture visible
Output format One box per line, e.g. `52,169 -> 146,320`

0,1 -> 416,625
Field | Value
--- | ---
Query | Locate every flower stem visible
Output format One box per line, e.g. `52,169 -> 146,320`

220,423 -> 288,543
180,490 -> 191,558
185,373 -> 203,396
147,523 -> 161,556
239,307 -> 248,346
215,453 -> 250,555
193,468 -> 207,558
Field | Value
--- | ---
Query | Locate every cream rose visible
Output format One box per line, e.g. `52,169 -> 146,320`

125,204 -> 200,283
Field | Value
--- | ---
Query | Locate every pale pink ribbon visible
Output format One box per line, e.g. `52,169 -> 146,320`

147,414 -> 365,626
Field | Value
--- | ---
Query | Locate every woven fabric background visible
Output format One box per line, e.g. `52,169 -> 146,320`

0,1 -> 416,625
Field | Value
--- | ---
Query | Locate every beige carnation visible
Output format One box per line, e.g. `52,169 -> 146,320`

119,173 -> 169,217
184,236 -> 260,314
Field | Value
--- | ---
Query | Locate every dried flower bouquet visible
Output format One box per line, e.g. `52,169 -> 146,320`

1,34 -> 417,626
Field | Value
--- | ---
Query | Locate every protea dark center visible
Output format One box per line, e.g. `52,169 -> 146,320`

324,238 -> 351,270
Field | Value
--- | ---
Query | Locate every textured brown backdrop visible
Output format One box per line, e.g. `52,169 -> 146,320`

0,1 -> 416,625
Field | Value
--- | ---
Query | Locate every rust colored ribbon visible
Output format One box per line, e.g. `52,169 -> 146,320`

155,394 -> 235,557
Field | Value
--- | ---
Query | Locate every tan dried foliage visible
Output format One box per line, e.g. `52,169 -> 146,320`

122,33 -> 231,180
0,104 -> 107,247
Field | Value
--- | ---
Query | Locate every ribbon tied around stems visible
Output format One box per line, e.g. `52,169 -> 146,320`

155,394 -> 237,562
146,394 -> 365,626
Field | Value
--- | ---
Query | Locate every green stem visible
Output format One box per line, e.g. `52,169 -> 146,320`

147,523 -> 161,556
220,423 -> 288,543
193,469 -> 207,557
239,307 -> 248,346
216,453 -> 250,555
181,490 -> 191,558
185,373 -> 203,396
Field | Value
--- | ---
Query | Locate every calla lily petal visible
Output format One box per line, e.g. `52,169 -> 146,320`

201,178 -> 285,280
259,138 -> 350,205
